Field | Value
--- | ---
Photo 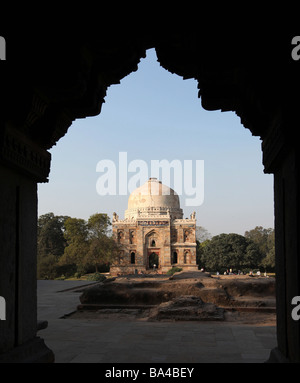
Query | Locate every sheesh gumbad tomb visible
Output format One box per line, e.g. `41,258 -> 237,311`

111,177 -> 198,275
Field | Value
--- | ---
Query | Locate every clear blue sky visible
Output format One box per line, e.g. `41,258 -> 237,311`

38,48 -> 274,237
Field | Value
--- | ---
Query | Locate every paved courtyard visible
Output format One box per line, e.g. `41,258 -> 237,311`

37,280 -> 277,363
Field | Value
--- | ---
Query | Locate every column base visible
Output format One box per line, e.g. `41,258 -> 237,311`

0,337 -> 54,363
266,347 -> 290,363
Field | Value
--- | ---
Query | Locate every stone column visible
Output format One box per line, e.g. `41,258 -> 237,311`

271,149 -> 300,362
263,119 -> 300,363
0,126 -> 54,362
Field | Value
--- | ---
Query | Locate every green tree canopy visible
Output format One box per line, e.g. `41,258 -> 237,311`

85,213 -> 119,272
200,233 -> 263,272
196,238 -> 211,267
37,212 -> 69,259
37,213 -> 70,279
87,213 -> 111,237
244,226 -> 275,271
59,217 -> 89,272
37,212 -> 121,279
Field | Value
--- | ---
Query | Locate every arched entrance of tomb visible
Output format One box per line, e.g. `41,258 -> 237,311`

145,230 -> 161,270
172,251 -> 178,265
148,251 -> 159,269
1,28 -> 300,362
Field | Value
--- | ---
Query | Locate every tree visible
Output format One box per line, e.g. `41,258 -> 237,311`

196,238 -> 211,268
37,213 -> 69,259
87,213 -> 111,238
37,254 -> 59,280
244,226 -> 275,271
37,212 -> 122,278
244,226 -> 273,254
200,233 -> 262,272
196,226 -> 212,242
59,217 -> 89,273
37,213 -> 70,279
85,213 -> 120,272
195,226 -> 212,269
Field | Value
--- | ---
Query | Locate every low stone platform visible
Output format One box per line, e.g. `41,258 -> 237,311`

76,271 -> 276,323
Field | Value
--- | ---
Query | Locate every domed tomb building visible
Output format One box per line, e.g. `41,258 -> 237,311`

111,178 -> 198,275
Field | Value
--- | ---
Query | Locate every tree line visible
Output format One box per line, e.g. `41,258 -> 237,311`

37,212 -> 120,279
196,226 -> 275,273
37,213 -> 275,279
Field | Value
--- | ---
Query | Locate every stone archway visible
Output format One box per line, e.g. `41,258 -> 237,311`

0,28 -> 300,362
148,251 -> 159,269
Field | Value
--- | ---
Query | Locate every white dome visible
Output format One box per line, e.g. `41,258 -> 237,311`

125,178 -> 183,219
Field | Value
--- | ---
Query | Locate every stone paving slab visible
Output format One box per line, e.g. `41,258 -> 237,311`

37,280 -> 277,364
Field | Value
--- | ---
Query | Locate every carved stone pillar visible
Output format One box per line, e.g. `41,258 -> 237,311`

0,125 -> 54,362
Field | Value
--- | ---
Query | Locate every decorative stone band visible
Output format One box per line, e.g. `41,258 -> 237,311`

113,218 -> 196,227
137,220 -> 169,226
125,207 -> 183,220
172,219 -> 196,224
0,126 -> 51,182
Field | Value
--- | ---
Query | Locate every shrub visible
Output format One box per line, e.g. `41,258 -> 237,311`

166,267 -> 183,276
86,273 -> 107,282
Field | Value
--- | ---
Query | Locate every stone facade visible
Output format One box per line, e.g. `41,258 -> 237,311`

111,178 -> 198,275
